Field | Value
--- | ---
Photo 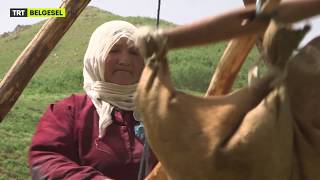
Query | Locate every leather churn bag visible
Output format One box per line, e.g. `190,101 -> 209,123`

134,27 -> 320,180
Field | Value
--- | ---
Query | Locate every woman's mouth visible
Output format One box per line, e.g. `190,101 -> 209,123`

113,69 -> 133,75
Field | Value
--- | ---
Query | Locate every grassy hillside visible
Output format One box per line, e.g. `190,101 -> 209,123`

0,6 -> 258,179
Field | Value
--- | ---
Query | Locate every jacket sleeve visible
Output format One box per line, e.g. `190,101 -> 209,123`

28,100 -> 111,180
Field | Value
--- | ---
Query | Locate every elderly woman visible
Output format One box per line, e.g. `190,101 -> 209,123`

28,20 -> 157,180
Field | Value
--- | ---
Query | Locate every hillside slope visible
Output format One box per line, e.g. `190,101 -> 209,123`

0,6 -> 254,94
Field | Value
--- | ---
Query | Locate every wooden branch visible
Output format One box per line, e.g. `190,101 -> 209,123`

163,0 -> 320,50
205,35 -> 257,96
0,0 -> 91,122
205,0 -> 281,96
164,4 -> 266,50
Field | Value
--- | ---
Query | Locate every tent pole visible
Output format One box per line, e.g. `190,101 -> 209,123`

0,0 -> 91,122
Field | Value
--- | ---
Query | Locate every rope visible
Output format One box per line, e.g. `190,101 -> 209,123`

156,0 -> 161,28
138,2 -> 162,179
138,138 -> 151,180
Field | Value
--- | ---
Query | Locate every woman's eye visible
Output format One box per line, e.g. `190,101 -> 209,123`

110,48 -> 120,53
129,48 -> 140,56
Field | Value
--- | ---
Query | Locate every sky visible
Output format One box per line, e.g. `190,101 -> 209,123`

1,0 -> 320,46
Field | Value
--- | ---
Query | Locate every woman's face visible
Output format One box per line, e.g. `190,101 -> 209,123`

104,37 -> 145,85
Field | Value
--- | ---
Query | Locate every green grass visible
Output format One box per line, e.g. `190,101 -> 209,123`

0,93 -> 69,179
0,6 -> 260,179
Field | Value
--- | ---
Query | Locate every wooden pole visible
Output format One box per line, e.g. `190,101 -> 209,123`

163,0 -> 320,50
205,35 -> 258,96
205,0 -> 281,96
0,0 -> 91,122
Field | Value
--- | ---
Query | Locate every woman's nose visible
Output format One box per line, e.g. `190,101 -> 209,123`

118,51 -> 131,65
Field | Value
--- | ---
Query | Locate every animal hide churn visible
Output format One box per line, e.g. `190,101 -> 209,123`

134,27 -> 320,180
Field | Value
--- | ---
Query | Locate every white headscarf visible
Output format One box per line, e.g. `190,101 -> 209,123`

83,20 -> 138,138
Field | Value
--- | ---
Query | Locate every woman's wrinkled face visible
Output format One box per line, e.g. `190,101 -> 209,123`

104,37 -> 144,85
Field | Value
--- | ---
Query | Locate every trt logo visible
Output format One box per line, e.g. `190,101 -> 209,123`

10,8 -> 28,17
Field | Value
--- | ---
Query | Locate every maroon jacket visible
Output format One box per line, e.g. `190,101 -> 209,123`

28,94 -> 156,180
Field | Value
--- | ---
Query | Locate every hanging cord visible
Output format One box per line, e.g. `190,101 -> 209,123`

136,120 -> 148,180
156,0 -> 161,28
137,2 -> 161,180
